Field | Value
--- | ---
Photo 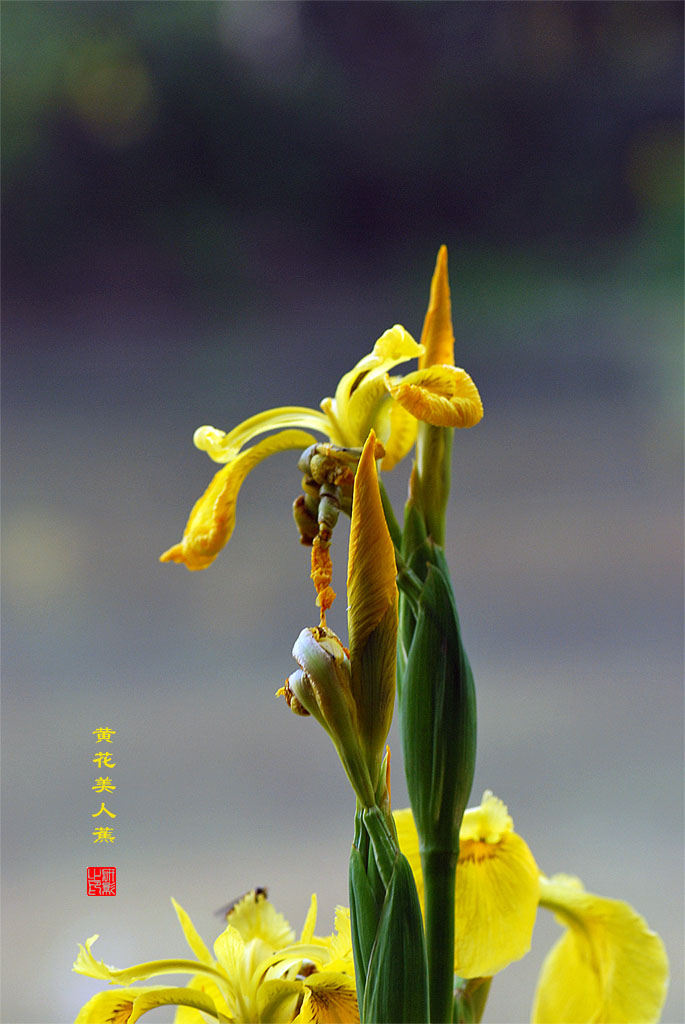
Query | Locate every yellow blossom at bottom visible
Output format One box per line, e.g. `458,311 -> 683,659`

532,873 -> 669,1024
394,794 -> 669,1024
73,890 -> 357,1024
394,790 -> 539,978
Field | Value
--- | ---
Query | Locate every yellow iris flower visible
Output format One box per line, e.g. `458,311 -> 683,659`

73,889 -> 358,1024
394,793 -> 669,1024
160,248 -> 482,571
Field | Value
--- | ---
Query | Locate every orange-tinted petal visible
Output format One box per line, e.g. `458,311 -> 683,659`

347,431 -> 397,652
419,245 -> 455,370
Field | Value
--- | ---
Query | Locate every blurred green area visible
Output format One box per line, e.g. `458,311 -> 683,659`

2,0 -> 683,313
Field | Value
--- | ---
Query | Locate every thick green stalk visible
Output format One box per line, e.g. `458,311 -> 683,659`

422,848 -> 458,1024
414,422 -> 453,546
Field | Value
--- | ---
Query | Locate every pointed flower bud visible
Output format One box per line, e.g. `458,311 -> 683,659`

419,244 -> 455,370
347,430 -> 399,793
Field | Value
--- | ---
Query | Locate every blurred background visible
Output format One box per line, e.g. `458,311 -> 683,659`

2,2 -> 683,1022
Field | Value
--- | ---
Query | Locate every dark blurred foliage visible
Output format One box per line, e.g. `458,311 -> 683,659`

2,0 -> 683,317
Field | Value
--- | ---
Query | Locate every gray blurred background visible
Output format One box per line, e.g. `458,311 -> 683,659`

2,3 -> 683,1022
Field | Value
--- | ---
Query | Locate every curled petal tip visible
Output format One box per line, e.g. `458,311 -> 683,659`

390,366 -> 483,429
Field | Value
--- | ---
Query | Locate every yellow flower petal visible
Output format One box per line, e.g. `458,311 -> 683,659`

73,935 -> 225,988
160,428 -> 315,570
75,986 -> 227,1024
75,989 -> 138,1024
295,972 -> 360,1023
394,791 -> 539,978
393,807 -> 425,904
300,892 -> 318,944
328,906 -> 354,965
212,924 -> 245,983
174,975 -> 232,1023
225,889 -> 295,948
257,978 -> 303,1023
419,245 -> 455,370
454,792 -> 539,977
380,399 -> 418,471
194,407 -> 331,464
532,874 -> 669,1024
388,365 -> 483,429
128,986 -> 225,1023
171,898 -> 213,966
341,374 -> 394,449
322,326 -> 422,446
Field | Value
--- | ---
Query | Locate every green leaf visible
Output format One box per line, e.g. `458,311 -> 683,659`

349,843 -> 380,1009
362,853 -> 429,1024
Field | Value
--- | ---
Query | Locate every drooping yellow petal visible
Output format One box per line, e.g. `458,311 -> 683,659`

75,985 -> 227,1024
394,792 -> 539,978
160,428 -> 315,570
347,430 -> 398,652
128,986 -> 226,1023
75,989 -> 138,1024
532,874 -> 669,1024
419,245 -> 455,370
388,365 -> 483,429
174,975 -> 232,1023
295,972 -> 360,1024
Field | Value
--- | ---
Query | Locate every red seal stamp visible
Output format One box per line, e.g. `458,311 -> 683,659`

87,866 -> 116,895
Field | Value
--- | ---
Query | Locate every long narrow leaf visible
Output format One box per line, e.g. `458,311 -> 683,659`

362,853 -> 429,1024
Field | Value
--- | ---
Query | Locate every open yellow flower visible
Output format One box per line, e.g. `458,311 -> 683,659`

73,889 -> 357,1024
160,252 -> 482,571
394,791 -> 539,979
533,873 -> 669,1024
394,794 -> 669,1023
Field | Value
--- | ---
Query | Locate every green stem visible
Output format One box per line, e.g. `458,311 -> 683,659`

394,548 -> 423,612
414,423 -> 453,546
378,478 -> 403,549
422,848 -> 457,1024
